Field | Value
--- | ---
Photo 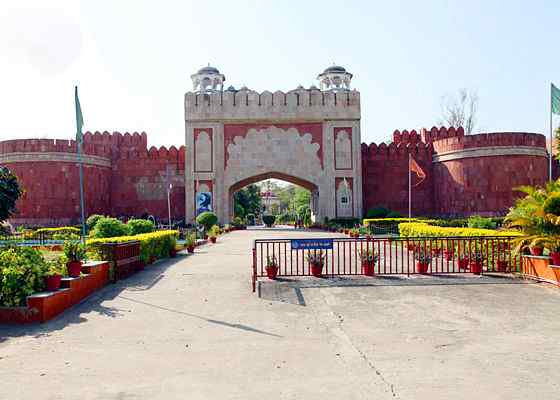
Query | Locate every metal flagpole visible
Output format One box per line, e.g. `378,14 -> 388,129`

166,164 -> 172,228
550,83 -> 554,182
408,153 -> 412,220
75,86 -> 86,243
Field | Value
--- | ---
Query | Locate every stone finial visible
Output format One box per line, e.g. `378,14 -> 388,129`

191,64 -> 225,93
317,64 -> 353,91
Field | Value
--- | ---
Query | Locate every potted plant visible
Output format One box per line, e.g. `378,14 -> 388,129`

415,251 -> 432,274
469,252 -> 485,275
431,247 -> 442,257
262,215 -> 276,228
208,225 -> 220,244
63,240 -> 85,278
265,256 -> 279,280
540,236 -> 560,265
360,249 -> 378,276
306,251 -> 326,277
44,260 -> 64,291
444,249 -> 454,261
185,232 -> 196,254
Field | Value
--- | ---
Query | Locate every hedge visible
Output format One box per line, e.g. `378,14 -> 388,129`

32,227 -> 81,238
363,218 -> 437,227
87,230 -> 178,263
398,222 -> 520,238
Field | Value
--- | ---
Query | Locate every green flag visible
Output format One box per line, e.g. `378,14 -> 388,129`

552,83 -> 560,115
74,86 -> 84,144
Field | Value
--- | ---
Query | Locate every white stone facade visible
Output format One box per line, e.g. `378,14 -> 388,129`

185,67 -> 362,224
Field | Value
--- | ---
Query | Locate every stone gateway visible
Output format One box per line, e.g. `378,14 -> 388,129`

0,65 -> 553,225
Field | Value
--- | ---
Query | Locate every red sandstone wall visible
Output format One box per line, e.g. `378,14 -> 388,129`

362,129 -> 434,216
431,132 -> 547,216
110,145 -> 185,220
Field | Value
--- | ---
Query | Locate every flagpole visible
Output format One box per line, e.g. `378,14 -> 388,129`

75,86 -> 86,243
408,153 -> 412,220
550,83 -> 553,182
167,187 -> 172,228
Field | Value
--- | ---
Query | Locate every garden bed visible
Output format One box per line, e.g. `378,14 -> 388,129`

522,255 -> 560,287
0,261 -> 110,324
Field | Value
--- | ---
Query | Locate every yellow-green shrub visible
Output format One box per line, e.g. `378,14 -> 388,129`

398,222 -> 520,238
32,227 -> 81,238
87,230 -> 178,263
363,218 -> 438,227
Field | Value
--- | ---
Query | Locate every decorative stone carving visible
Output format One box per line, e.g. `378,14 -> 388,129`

195,130 -> 212,172
335,129 -> 352,169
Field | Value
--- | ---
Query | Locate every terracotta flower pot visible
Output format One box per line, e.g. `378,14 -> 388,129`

310,263 -> 323,277
67,260 -> 82,278
361,262 -> 375,276
496,260 -> 509,272
470,262 -> 483,275
458,258 -> 469,270
266,266 -> 279,280
530,247 -> 544,256
169,249 -> 177,258
187,245 -> 195,254
550,251 -> 560,266
210,236 -> 217,244
416,262 -> 429,274
45,274 -> 62,291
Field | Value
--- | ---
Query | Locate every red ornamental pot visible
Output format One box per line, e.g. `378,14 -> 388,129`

187,245 -> 195,254
266,266 -> 279,280
361,262 -> 375,276
530,247 -> 543,256
550,251 -> 560,266
444,250 -> 454,261
416,262 -> 429,274
210,236 -> 217,244
45,274 -> 62,291
170,249 -> 177,258
67,261 -> 82,278
470,262 -> 483,275
310,263 -> 324,277
496,260 -> 509,272
458,258 -> 469,270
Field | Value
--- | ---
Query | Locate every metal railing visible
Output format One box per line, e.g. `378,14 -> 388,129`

252,236 -> 521,291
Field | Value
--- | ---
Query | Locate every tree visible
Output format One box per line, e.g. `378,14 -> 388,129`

233,184 -> 262,219
439,89 -> 479,134
0,166 -> 22,222
554,127 -> 560,159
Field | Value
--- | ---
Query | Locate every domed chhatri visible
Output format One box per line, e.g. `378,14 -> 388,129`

317,64 -> 353,91
191,64 -> 226,93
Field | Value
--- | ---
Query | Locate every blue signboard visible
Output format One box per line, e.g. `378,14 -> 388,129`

291,238 -> 333,250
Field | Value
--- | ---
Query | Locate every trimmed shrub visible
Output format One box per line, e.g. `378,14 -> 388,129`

246,213 -> 255,225
0,246 -> 47,306
196,212 -> 218,231
365,206 -> 390,219
386,211 -> 403,218
32,227 -> 81,239
127,219 -> 155,235
87,230 -> 178,264
91,217 -> 130,238
86,214 -> 105,232
544,194 -> 560,216
398,222 -> 520,238
467,215 -> 496,229
263,215 -> 276,227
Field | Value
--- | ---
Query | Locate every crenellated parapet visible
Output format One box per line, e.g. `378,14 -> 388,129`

185,89 -> 361,122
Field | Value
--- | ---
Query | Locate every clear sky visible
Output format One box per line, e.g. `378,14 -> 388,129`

1,0 -> 558,148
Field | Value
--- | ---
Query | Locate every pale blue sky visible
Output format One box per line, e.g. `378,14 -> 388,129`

0,0 -> 558,147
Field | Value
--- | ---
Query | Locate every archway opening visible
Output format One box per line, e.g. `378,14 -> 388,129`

228,172 -> 318,227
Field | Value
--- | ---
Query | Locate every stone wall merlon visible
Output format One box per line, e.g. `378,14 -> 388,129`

361,141 -> 433,158
185,89 -> 360,121
0,138 -> 113,158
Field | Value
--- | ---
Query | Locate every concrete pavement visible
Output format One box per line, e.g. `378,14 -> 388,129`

1,229 -> 559,399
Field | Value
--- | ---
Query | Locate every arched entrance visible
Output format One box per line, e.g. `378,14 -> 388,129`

228,172 -> 319,223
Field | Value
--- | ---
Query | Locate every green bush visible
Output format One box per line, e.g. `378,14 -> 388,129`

386,211 -> 403,218
32,227 -> 81,239
544,194 -> 560,216
263,215 -> 276,227
0,247 -> 47,306
63,240 -> 86,262
196,212 -> 218,231
231,217 -> 245,228
467,215 -> 497,229
86,214 -> 105,232
246,213 -> 255,225
87,230 -> 178,264
127,219 -> 155,235
365,206 -> 390,219
91,217 -> 130,238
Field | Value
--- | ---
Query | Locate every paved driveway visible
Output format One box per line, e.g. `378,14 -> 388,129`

1,229 -> 559,399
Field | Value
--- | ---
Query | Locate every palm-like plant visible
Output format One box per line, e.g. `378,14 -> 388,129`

505,182 -> 560,254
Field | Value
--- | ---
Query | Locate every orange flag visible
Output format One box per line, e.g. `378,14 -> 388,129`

409,156 -> 426,187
